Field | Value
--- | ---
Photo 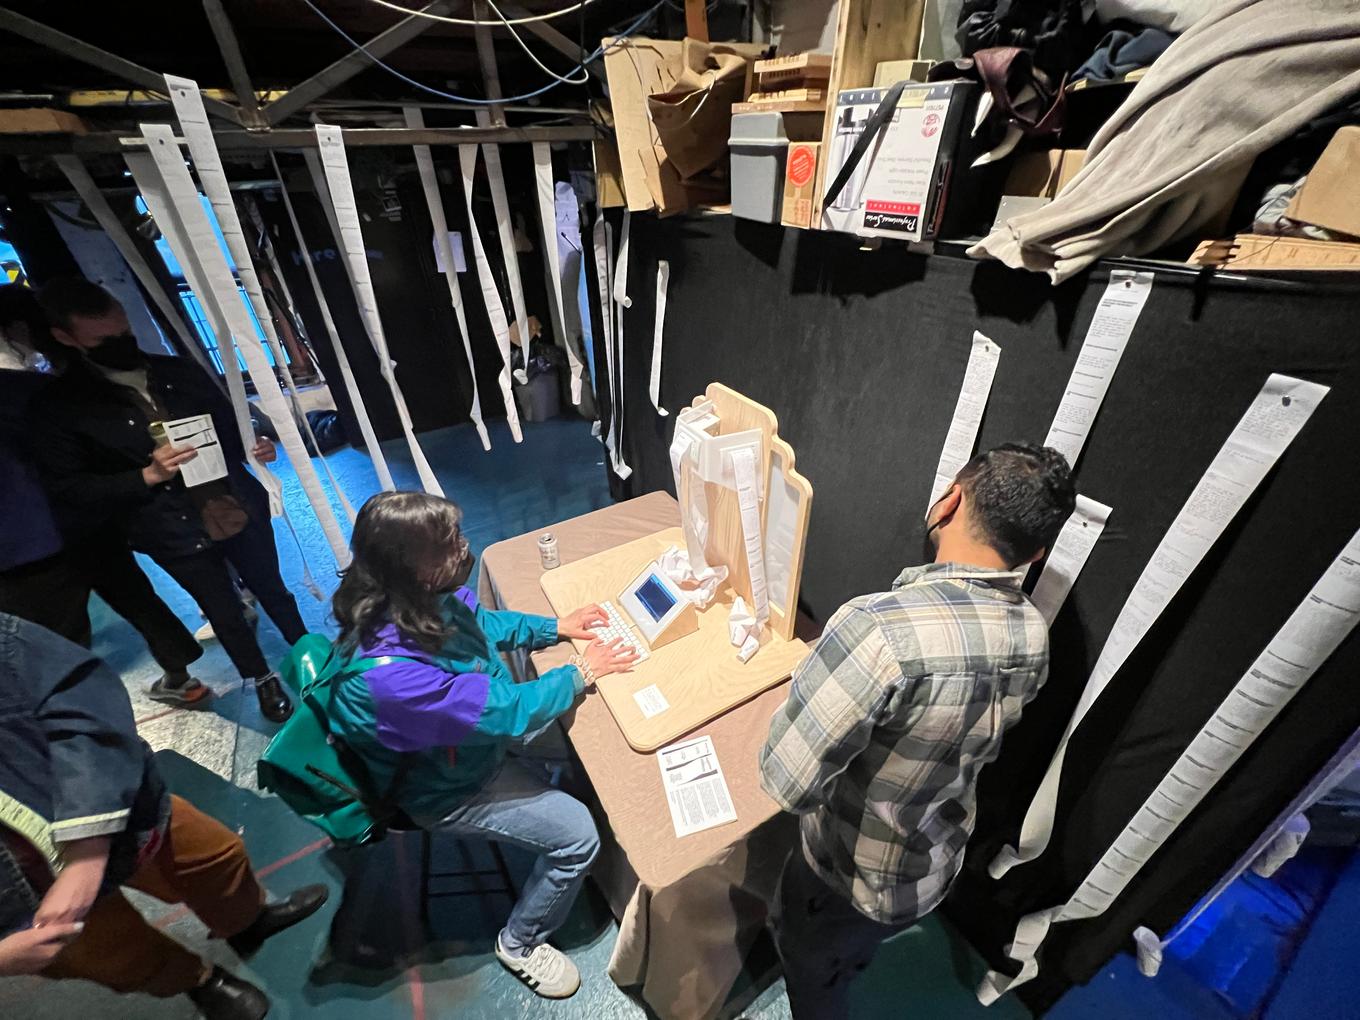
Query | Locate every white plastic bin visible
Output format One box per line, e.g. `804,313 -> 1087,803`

729,112 -> 789,223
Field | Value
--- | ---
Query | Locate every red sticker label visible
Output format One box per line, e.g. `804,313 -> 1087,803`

865,201 -> 921,215
787,145 -> 816,187
922,112 -> 941,137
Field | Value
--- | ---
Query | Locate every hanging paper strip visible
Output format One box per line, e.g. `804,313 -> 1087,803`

991,373 -> 1331,881
476,109 -> 531,385
650,260 -> 670,416
130,128 -> 332,594
405,107 -> 490,451
271,152 -> 394,493
165,77 -> 351,561
313,124 -> 444,496
591,214 -> 630,479
244,194 -> 357,523
457,143 -> 523,443
531,142 -> 583,405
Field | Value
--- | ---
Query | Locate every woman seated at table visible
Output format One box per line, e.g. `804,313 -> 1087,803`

328,491 -> 636,999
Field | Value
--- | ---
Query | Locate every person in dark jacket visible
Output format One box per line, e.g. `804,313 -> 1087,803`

31,278 -> 304,722
0,612 -> 328,1020
0,284 -> 208,706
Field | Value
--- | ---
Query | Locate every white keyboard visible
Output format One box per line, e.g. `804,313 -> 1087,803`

590,601 -> 650,663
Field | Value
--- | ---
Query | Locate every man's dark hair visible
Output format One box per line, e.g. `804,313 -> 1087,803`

955,443 -> 1075,567
36,277 -> 119,331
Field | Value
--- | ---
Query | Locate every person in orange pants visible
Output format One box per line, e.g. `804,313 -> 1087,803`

0,613 -> 327,1020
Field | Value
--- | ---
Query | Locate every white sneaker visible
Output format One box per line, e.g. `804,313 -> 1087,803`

494,936 -> 581,999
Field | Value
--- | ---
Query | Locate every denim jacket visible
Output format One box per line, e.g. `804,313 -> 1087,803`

0,613 -> 169,937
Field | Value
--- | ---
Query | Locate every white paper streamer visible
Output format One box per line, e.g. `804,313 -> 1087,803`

52,155 -> 215,378
1044,270 -> 1154,469
313,124 -> 444,495
611,211 -> 634,476
532,141 -> 583,405
244,195 -> 358,524
929,332 -> 1002,508
650,260 -> 670,416
1029,495 -> 1112,626
980,526 -> 1360,1003
476,110 -> 532,386
992,373 -> 1331,881
405,107 -> 491,451
271,152 -> 395,494
591,214 -> 630,479
457,143 -> 523,444
165,77 -> 351,565
129,129 -> 331,596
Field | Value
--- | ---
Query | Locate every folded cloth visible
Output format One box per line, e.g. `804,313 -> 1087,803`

1094,0 -> 1221,33
970,0 -> 1360,282
1072,27 -> 1175,82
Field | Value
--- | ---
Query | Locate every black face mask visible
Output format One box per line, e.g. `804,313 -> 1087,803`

449,551 -> 476,591
86,331 -> 144,371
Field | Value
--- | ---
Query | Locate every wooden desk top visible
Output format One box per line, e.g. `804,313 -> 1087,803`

478,493 -> 806,889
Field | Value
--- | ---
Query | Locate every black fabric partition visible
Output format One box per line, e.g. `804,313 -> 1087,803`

594,211 -> 1360,1010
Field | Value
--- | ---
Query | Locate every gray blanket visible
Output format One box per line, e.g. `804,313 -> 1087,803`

970,0 -> 1360,282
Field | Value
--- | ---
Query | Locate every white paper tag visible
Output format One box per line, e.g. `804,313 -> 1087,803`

1044,270 -> 1154,468
163,414 -> 227,487
657,735 -> 738,838
929,331 -> 1001,508
431,231 -> 468,274
633,684 -> 670,719
1028,495 -> 1112,625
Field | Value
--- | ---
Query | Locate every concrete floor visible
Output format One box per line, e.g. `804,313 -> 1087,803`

2,415 -> 1318,1019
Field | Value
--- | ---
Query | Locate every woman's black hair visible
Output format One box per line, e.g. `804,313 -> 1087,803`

333,491 -> 467,655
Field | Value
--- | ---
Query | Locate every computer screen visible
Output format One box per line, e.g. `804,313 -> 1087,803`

635,575 -> 677,622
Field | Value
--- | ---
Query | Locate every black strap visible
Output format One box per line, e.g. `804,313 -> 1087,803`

821,79 -> 911,211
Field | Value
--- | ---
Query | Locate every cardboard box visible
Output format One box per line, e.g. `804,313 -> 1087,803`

820,81 -> 977,242
1286,126 -> 1360,238
1005,149 -> 1086,200
781,142 -> 821,229
0,108 -> 87,134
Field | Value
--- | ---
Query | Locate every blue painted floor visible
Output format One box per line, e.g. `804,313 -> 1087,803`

2,415 -> 1345,1019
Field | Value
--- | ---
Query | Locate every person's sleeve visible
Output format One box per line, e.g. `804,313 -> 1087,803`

451,587 -> 559,651
367,659 -> 583,753
759,605 -> 896,815
29,399 -> 150,513
3,621 -> 148,844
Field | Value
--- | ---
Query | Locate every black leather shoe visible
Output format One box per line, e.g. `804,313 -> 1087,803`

253,673 -> 293,723
228,884 -> 329,957
187,966 -> 269,1020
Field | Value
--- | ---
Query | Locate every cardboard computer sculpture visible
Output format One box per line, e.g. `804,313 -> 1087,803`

541,384 -> 814,751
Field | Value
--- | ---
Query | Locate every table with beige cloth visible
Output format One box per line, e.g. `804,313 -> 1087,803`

477,492 -> 807,1020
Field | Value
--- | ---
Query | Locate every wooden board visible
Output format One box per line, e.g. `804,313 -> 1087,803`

540,527 -> 810,752
811,0 -> 927,225
692,383 -> 813,642
733,97 -> 827,115
1188,234 -> 1360,271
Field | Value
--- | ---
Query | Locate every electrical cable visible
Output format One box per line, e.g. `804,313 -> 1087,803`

298,0 -> 666,106
364,0 -> 598,26
484,0 -> 589,85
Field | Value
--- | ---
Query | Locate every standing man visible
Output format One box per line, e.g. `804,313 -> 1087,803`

760,444 -> 1075,1019
0,612 -> 327,1020
32,277 -> 302,723
0,284 -> 208,706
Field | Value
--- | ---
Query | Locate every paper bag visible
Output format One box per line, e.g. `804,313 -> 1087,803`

647,38 -> 753,181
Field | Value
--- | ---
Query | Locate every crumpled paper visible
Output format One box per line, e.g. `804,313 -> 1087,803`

729,595 -> 760,663
658,545 -> 728,609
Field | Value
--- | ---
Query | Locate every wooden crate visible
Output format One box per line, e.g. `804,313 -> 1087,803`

754,52 -> 834,88
811,0 -> 928,225
733,87 -> 828,114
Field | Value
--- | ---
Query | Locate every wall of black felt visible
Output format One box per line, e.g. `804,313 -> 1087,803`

595,211 -> 1360,1006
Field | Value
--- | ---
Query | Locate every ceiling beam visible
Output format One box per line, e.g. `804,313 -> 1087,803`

497,1 -> 604,84
262,0 -> 454,126
201,0 -> 265,129
0,7 -> 244,126
472,1 -> 506,127
0,123 -> 598,156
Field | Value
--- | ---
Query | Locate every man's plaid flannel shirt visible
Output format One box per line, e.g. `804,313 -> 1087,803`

760,562 -> 1050,925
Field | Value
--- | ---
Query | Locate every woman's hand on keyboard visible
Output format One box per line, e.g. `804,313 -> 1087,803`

558,603 -> 609,640
583,637 -> 639,681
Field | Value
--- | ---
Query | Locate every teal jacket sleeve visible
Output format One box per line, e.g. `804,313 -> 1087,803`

452,587 -> 559,651
461,665 -> 585,746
